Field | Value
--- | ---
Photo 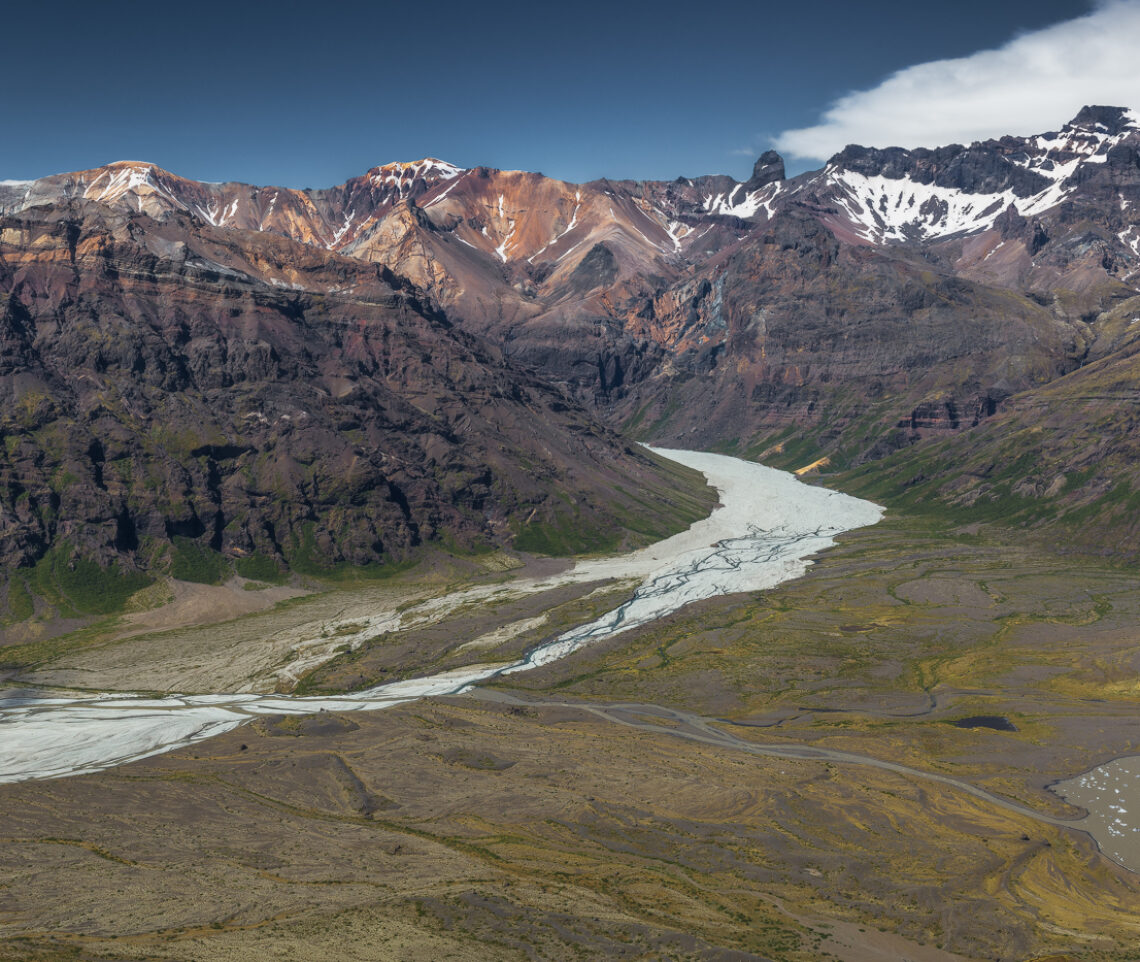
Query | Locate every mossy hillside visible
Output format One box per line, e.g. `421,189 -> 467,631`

511,450 -> 715,558
169,537 -> 230,585
831,394 -> 1140,557
1,575 -> 35,625
282,520 -> 420,582
1,449 -> 710,623
233,552 -> 288,584
798,320 -> 1140,554
21,542 -> 154,618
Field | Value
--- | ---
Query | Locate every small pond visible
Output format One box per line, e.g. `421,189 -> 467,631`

949,715 -> 1018,732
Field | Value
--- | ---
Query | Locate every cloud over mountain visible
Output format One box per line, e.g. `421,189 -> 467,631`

775,0 -> 1140,160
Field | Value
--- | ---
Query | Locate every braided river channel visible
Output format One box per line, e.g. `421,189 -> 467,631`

0,450 -> 882,782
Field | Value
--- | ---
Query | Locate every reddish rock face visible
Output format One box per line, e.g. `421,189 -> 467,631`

0,158 -> 764,422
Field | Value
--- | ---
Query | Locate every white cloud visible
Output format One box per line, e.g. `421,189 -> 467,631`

775,0 -> 1140,161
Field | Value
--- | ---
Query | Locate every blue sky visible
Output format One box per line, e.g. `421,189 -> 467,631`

1,0 -> 1130,187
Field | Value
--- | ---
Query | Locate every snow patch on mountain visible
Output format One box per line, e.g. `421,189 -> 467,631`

1120,225 -> 1140,258
820,157 -> 1104,243
823,168 -> 1013,242
330,209 -> 357,247
423,171 -> 467,208
702,178 -> 784,218
259,191 -> 278,229
195,197 -> 239,228
703,181 -> 779,219
817,111 -> 1140,243
1007,120 -> 1136,185
491,193 -> 517,262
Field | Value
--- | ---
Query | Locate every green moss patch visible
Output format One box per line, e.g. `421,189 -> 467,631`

24,543 -> 153,617
234,552 -> 288,585
169,537 -> 230,585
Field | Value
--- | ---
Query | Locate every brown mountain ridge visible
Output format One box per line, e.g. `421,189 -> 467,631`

5,104 -> 1140,619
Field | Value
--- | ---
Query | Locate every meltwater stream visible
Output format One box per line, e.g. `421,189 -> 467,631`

0,449 -> 883,783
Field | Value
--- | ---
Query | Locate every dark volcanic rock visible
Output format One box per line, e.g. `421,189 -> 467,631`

568,243 -> 619,294
746,150 -> 786,190
831,143 -> 1051,198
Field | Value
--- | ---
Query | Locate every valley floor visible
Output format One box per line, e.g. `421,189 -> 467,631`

3,500 -> 1140,959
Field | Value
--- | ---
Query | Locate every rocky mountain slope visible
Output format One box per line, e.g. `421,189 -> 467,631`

0,197 -> 712,614
617,106 -> 1140,439
834,295 -> 1140,558
614,106 -> 1140,553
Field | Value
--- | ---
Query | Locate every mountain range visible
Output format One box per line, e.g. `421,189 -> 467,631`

3,105 -> 1139,617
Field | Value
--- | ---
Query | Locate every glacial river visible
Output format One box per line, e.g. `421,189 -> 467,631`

0,449 -> 883,784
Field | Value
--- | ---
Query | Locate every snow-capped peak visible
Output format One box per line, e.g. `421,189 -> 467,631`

79,162 -> 193,215
369,158 -> 465,187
